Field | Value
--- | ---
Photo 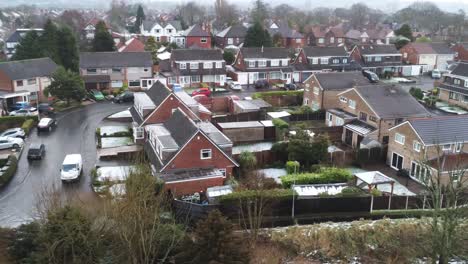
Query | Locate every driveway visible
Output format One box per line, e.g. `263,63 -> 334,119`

0,102 -> 130,227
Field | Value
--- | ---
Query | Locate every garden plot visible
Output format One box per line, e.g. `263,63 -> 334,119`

100,125 -> 130,137
101,137 -> 133,148
96,165 -> 136,182
257,168 -> 287,184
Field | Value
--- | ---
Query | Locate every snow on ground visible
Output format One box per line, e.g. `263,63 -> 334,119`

257,168 -> 287,183
100,125 -> 129,136
101,137 -> 133,148
109,183 -> 126,197
96,165 -> 136,182
107,109 -> 132,119
232,142 -> 274,155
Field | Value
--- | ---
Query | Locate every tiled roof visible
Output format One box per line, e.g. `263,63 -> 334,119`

118,38 -> 146,52
171,49 -> 223,61
409,115 -> 468,145
268,21 -> 303,39
6,28 -> 43,43
163,109 -> 198,147
409,43 -> 454,55
354,84 -> 430,119
184,24 -> 210,37
241,47 -> 289,59
449,62 -> 468,77
302,46 -> 348,57
79,52 -> 153,68
129,106 -> 144,125
0,57 -> 57,80
314,71 -> 371,90
357,44 -> 400,55
216,24 -> 247,38
144,81 -> 172,107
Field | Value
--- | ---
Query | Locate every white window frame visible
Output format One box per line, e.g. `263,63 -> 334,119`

413,141 -> 421,152
410,161 -> 430,184
330,37 -> 335,43
215,61 -> 222,69
27,78 -> 36,85
311,58 -> 319,64
201,37 -> 207,43
342,58 -> 348,63
348,99 -> 356,109
227,38 -> 233,45
442,144 -> 451,151
258,60 -> 267,67
318,38 -> 324,44
200,149 -> 212,159
320,58 -> 329,64
332,59 -> 339,64
219,168 -> 227,177
271,59 -> 279,66
339,96 -> 348,103
455,142 -> 463,152
336,117 -> 344,126
134,127 -> 144,139
313,86 -> 319,95
395,133 -> 405,145
248,60 -> 256,67
281,59 -> 288,66
454,79 -> 461,85
179,63 -> 186,70
190,62 -> 199,69
203,62 -> 212,69
191,75 -> 200,83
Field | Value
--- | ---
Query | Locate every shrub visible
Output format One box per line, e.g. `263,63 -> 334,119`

102,90 -> 109,96
21,119 -> 35,134
0,116 -> 37,131
272,118 -> 289,130
340,186 -> 364,197
271,142 -> 288,163
280,168 -> 352,188
219,189 -> 295,204
0,155 -> 18,187
371,188 -> 382,197
409,87 -> 424,100
286,161 -> 300,174
310,164 -> 321,173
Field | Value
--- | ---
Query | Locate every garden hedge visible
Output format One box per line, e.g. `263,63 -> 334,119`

0,116 -> 38,131
280,168 -> 353,188
21,119 -> 36,134
252,90 -> 303,99
0,155 -> 18,187
219,189 -> 295,205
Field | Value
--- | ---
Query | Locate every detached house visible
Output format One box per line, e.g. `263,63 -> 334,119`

230,47 -> 293,85
79,52 -> 153,89
267,21 -> 305,49
307,26 -> 345,47
183,24 -> 211,49
400,42 -> 454,71
215,24 -> 248,49
292,46 -> 355,82
437,62 -> 468,109
326,84 -> 430,148
387,116 -> 468,185
4,28 -> 43,59
160,49 -> 226,87
0,58 -> 58,109
302,71 -> 371,111
350,44 -> 403,76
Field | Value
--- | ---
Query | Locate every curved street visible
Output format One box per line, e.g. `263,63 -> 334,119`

0,102 -> 130,228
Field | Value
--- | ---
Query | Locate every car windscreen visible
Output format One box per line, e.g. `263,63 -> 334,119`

28,148 -> 40,155
62,164 -> 78,171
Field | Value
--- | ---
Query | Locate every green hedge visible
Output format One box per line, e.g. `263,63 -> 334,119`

219,189 -> 295,204
280,168 -> 353,188
0,116 -> 38,131
252,90 -> 303,99
272,118 -> 289,129
21,119 -> 35,134
0,155 -> 18,187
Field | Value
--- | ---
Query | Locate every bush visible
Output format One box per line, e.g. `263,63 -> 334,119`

371,188 -> 382,197
272,118 -> 289,130
219,189 -> 295,204
0,116 -> 37,131
310,164 -> 321,173
280,168 -> 352,188
409,87 -> 424,100
0,155 -> 18,187
21,119 -> 35,134
340,186 -> 364,197
271,142 -> 288,164
286,161 -> 300,174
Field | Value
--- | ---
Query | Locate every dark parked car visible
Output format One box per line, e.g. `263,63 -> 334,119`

362,70 -> 379,83
113,92 -> 134,103
37,118 -> 56,132
38,103 -> 54,114
283,83 -> 298,90
27,143 -> 45,160
254,80 -> 270,89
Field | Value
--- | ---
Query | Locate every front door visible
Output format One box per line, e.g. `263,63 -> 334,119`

344,129 -> 353,146
391,153 -> 404,170
327,113 -> 333,127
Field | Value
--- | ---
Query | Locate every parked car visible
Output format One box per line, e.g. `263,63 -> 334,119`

0,128 -> 25,139
11,101 -> 30,111
362,70 -> 379,83
229,82 -> 242,91
38,103 -> 54,114
88,89 -> 105,101
113,92 -> 134,103
283,83 -> 298,90
226,77 -> 234,86
27,143 -> 45,160
60,154 -> 83,182
37,118 -> 57,132
191,88 -> 211,97
431,69 -> 442,79
0,137 -> 24,150
254,80 -> 270,89
397,77 -> 417,84
9,107 -> 38,117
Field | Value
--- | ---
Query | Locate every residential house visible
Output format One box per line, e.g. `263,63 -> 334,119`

229,47 -> 293,85
345,29 -> 369,45
79,52 -> 153,90
387,115 -> 468,186
307,26 -> 345,47
0,58 -> 58,111
183,24 -> 211,49
350,44 -> 403,75
326,84 -> 430,148
160,49 -> 226,88
292,46 -> 356,82
302,71 -> 371,111
117,37 -> 146,52
83,18 -> 111,40
400,42 -> 455,71
4,28 -> 44,59
437,62 -> 468,109
140,20 -> 184,46
451,43 -> 468,61
215,24 -> 248,49
345,27 -> 394,45
144,108 -> 237,196
267,21 -> 304,49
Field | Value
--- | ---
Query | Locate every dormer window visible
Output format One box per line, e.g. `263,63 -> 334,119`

179,63 -> 186,69
203,62 -> 212,69
248,60 -> 255,67
271,60 -> 279,66
190,63 -> 198,69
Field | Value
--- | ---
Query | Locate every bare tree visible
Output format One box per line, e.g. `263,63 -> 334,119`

176,2 -> 205,28
214,0 -> 239,27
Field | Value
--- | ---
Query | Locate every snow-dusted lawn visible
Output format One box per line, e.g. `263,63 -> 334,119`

96,165 -> 136,182
101,137 -> 133,148
100,126 -> 129,136
107,109 -> 131,119
257,168 -> 287,184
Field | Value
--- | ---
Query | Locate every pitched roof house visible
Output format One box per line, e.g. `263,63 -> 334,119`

307,26 -> 345,47
387,115 -> 468,185
400,42 -> 455,71
79,52 -> 153,89
229,47 -> 293,85
215,24 -> 248,49
183,24 -> 212,49
437,62 -> 468,109
350,44 -> 403,75
117,37 -> 146,52
268,21 -> 305,49
140,20 -> 184,46
452,42 -> 468,61
0,57 -> 58,105
302,71 -> 371,111
144,108 -> 237,196
326,84 -> 430,148
4,28 -> 43,59
160,49 -> 226,87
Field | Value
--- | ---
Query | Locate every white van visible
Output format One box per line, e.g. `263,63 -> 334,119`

60,154 -> 83,182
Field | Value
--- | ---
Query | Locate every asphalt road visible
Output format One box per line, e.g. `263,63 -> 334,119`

0,102 -> 129,228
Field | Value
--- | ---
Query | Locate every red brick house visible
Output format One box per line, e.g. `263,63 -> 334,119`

350,44 -> 403,75
268,21 -> 304,49
399,42 -> 454,71
215,24 -> 248,49
117,37 -> 146,52
183,24 -> 211,49
306,26 -> 345,47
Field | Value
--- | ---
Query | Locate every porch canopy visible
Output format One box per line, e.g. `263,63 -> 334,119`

354,171 -> 396,196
